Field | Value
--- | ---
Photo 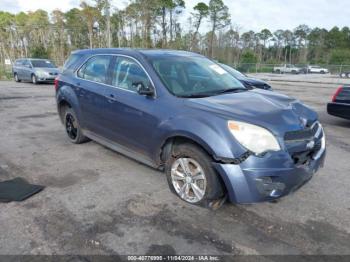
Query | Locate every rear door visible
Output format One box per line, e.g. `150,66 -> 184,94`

22,60 -> 32,80
14,60 -> 23,78
75,55 -> 113,135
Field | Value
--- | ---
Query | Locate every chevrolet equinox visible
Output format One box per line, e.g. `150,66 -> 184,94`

55,49 -> 326,208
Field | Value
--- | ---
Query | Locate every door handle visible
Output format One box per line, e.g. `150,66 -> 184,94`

107,94 -> 118,102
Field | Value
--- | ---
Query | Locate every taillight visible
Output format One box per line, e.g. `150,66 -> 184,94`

332,86 -> 343,102
54,78 -> 59,91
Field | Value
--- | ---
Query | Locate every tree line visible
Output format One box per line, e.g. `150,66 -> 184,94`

0,0 -> 350,68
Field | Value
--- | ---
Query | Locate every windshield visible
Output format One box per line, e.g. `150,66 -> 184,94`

31,60 -> 56,68
220,64 -> 246,79
149,56 -> 245,97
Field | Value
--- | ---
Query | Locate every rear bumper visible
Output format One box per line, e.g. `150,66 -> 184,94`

327,102 -> 350,120
37,78 -> 55,83
213,145 -> 326,204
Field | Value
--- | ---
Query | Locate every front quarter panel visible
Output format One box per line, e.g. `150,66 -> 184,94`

154,113 -> 246,163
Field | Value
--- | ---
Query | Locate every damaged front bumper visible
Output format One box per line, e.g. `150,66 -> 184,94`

213,131 -> 326,204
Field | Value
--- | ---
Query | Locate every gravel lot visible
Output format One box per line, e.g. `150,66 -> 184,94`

0,77 -> 349,256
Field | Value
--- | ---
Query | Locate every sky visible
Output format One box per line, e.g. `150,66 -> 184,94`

1,0 -> 349,32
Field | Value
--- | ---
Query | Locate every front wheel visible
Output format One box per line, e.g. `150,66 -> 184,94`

31,74 -> 38,85
165,143 -> 226,209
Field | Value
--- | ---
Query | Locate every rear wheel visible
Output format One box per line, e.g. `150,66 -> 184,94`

63,107 -> 89,144
347,72 -> 350,78
340,72 -> 347,78
14,73 -> 21,82
165,143 -> 226,209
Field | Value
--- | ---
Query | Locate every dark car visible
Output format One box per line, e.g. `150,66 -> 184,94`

12,58 -> 60,84
327,86 -> 350,120
219,63 -> 272,90
55,48 -> 326,208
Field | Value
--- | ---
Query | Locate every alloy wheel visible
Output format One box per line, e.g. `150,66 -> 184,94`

171,158 -> 207,203
65,113 -> 78,140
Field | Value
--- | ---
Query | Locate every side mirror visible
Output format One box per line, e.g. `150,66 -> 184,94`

134,82 -> 155,97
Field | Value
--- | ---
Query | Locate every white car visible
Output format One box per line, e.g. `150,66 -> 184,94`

273,64 -> 301,74
307,65 -> 329,74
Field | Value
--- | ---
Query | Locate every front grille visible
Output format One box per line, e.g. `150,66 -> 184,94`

284,122 -> 320,142
284,121 -> 323,166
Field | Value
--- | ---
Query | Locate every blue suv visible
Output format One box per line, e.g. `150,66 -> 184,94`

55,49 -> 326,208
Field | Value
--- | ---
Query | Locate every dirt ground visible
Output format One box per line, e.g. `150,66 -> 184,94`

0,77 -> 349,256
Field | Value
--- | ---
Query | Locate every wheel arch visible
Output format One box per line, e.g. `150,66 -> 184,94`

159,135 -> 216,166
57,99 -> 72,123
159,135 -> 229,197
56,84 -> 81,124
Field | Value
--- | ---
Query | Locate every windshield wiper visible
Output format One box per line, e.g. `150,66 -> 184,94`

178,93 -> 212,98
213,87 -> 248,95
178,88 -> 248,98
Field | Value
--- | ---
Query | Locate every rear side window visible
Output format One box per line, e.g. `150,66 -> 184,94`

31,60 -> 56,68
63,54 -> 82,70
15,60 -> 23,66
77,56 -> 111,84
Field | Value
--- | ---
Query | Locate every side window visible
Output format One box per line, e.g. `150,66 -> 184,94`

15,60 -> 23,66
63,54 -> 82,71
112,57 -> 151,92
23,60 -> 30,67
77,56 -> 111,84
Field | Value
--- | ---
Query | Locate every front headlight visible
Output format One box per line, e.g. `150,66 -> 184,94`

36,70 -> 47,77
228,121 -> 281,155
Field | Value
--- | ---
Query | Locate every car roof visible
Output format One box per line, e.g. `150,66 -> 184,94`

71,48 -> 203,58
28,58 -> 51,61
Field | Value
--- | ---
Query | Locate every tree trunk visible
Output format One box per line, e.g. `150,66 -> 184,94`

190,16 -> 202,51
170,9 -> 173,42
162,7 -> 167,47
210,19 -> 216,58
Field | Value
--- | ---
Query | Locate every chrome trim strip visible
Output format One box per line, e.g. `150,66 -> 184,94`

74,53 -> 157,98
312,123 -> 326,160
311,121 -> 322,138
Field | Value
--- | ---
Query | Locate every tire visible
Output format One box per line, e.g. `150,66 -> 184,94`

165,143 -> 226,209
340,72 -> 346,78
347,73 -> 350,78
62,107 -> 89,144
14,73 -> 21,82
275,69 -> 280,74
31,74 -> 38,85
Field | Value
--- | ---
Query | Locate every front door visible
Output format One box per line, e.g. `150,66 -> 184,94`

102,56 -> 159,158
